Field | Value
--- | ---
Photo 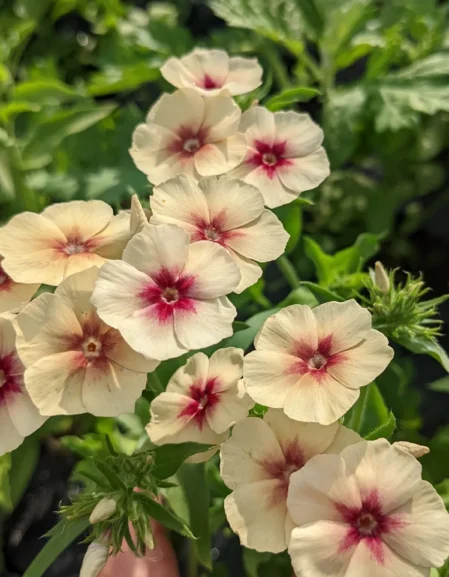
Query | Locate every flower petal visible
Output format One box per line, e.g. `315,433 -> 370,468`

229,250 -> 262,293
202,92 -> 241,142
226,57 -> 263,95
327,329 -> 393,389
41,200 -> 112,240
24,351 -> 86,415
183,241 -> 241,299
224,481 -> 289,553
6,390 -> 46,437
147,88 -> 205,135
167,352 -> 209,395
174,296 -> 236,351
55,266 -> 98,318
239,106 -> 276,146
93,212 -> 131,259
0,406 -> 24,456
207,380 -> 254,434
277,147 -> 330,193
220,416 -> 284,489
273,111 -> 324,157
283,371 -> 360,425
82,361 -> 146,416
254,305 -> 318,353
313,300 -> 372,354
225,209 -> 289,262
105,331 -> 159,373
0,280 -> 40,315
208,347 -> 244,390
194,134 -> 247,176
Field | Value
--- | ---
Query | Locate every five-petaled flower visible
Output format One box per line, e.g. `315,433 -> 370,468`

147,348 -> 253,461
91,224 -> 240,361
229,106 -> 330,208
130,88 -> 247,185
14,267 -> 159,416
243,301 -> 394,425
0,316 -> 45,456
0,200 -> 131,286
160,48 -> 263,97
287,439 -> 449,577
0,257 -> 39,314
221,409 -> 360,553
150,174 -> 289,293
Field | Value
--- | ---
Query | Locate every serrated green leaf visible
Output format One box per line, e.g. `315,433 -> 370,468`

345,383 -> 390,437
95,459 -> 126,490
365,411 -> 396,440
394,334 -> 449,373
177,464 -> 212,569
265,86 -> 320,110
299,281 -> 344,303
134,493 -> 195,539
151,443 -> 215,480
22,518 -> 89,577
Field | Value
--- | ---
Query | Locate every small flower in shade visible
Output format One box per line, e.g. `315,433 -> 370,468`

14,267 -> 159,417
160,48 -> 263,97
80,540 -> 109,577
287,439 -> 449,577
229,106 -> 330,208
130,194 -> 151,236
0,257 -> 39,314
0,200 -> 130,286
147,348 -> 254,461
91,224 -> 240,361
243,300 -> 394,425
150,175 -> 289,293
0,316 -> 45,456
129,88 -> 247,185
220,409 -> 361,553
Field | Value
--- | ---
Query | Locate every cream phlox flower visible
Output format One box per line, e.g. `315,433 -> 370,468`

150,174 -> 289,292
147,348 -> 254,461
130,88 -> 247,185
91,224 -> 240,361
160,48 -> 263,96
220,409 -> 361,553
0,316 -> 45,456
14,267 -> 159,417
0,256 -> 39,314
243,300 -> 394,425
0,200 -> 130,286
229,106 -> 330,208
287,439 -> 449,577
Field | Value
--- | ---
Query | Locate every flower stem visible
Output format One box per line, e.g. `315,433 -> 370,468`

276,255 -> 300,289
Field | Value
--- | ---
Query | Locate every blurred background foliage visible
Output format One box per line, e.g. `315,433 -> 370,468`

1,0 -> 449,575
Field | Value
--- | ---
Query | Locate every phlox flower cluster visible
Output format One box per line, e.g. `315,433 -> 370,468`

0,47 -> 447,577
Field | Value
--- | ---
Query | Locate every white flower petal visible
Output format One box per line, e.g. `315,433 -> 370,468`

207,382 -> 253,434
239,107 -> 276,145
313,300 -> 372,354
41,200 -> 112,240
6,390 -> 46,437
148,88 -> 205,135
230,250 -> 262,293
226,57 -> 263,95
0,406 -> 24,456
166,352 -> 209,395
0,276 -> 39,315
93,212 -> 131,259
105,332 -> 159,373
327,329 -> 393,389
208,347 -> 244,390
183,241 -> 241,299
277,147 -> 330,193
202,92 -> 242,142
273,111 -> 324,157
194,134 -> 247,176
224,481 -> 288,553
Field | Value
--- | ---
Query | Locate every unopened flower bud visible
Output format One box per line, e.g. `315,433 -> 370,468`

130,194 -> 150,236
80,540 -> 109,577
393,441 -> 430,459
89,497 -> 117,524
144,524 -> 155,550
374,261 -> 390,294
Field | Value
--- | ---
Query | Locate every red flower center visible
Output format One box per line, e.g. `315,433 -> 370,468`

192,213 -> 242,246
0,263 -> 12,292
200,75 -> 221,89
170,126 -> 207,158
0,352 -> 23,406
261,441 -> 305,506
139,268 -> 196,325
178,377 -> 221,429
52,234 -> 97,257
248,140 -> 292,178
288,335 -> 345,382
336,491 -> 403,564
66,313 -> 118,370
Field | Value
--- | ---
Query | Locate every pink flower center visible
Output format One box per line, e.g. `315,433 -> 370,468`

64,241 -> 86,255
288,335 -> 345,382
82,337 -> 102,359
0,352 -> 23,406
178,378 -> 220,430
53,234 -> 97,257
248,140 -> 292,178
66,313 -> 118,370
170,126 -> 207,158
0,263 -> 12,292
336,491 -> 403,564
191,213 -> 242,246
200,75 -> 221,89
139,268 -> 196,325
261,441 -> 305,506
183,138 -> 200,153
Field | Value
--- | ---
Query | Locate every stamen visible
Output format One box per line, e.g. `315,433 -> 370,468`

262,152 -> 277,166
204,227 -> 220,241
308,353 -> 327,370
161,287 -> 179,303
183,138 -> 200,153
82,338 -> 101,359
64,242 -> 85,255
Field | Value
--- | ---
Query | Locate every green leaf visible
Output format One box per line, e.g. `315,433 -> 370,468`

345,383 -> 391,437
151,443 -> 216,480
0,454 -> 12,512
95,459 -> 126,490
9,437 -> 40,508
134,493 -> 195,539
232,321 -> 250,333
13,80 -> 84,104
394,334 -> 449,373
22,518 -> 89,577
428,376 -> 449,393
221,308 -> 279,351
208,0 -> 307,54
299,281 -> 344,303
274,203 -> 302,254
324,86 -> 367,167
0,101 -> 41,121
365,411 -> 396,440
0,148 -> 15,202
265,87 -> 320,111
177,464 -> 212,569
21,104 -> 116,169
396,53 -> 449,80
87,63 -> 160,96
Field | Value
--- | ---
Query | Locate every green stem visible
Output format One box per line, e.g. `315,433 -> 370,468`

297,50 -> 323,86
276,255 -> 300,289
186,541 -> 198,577
349,386 -> 369,433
